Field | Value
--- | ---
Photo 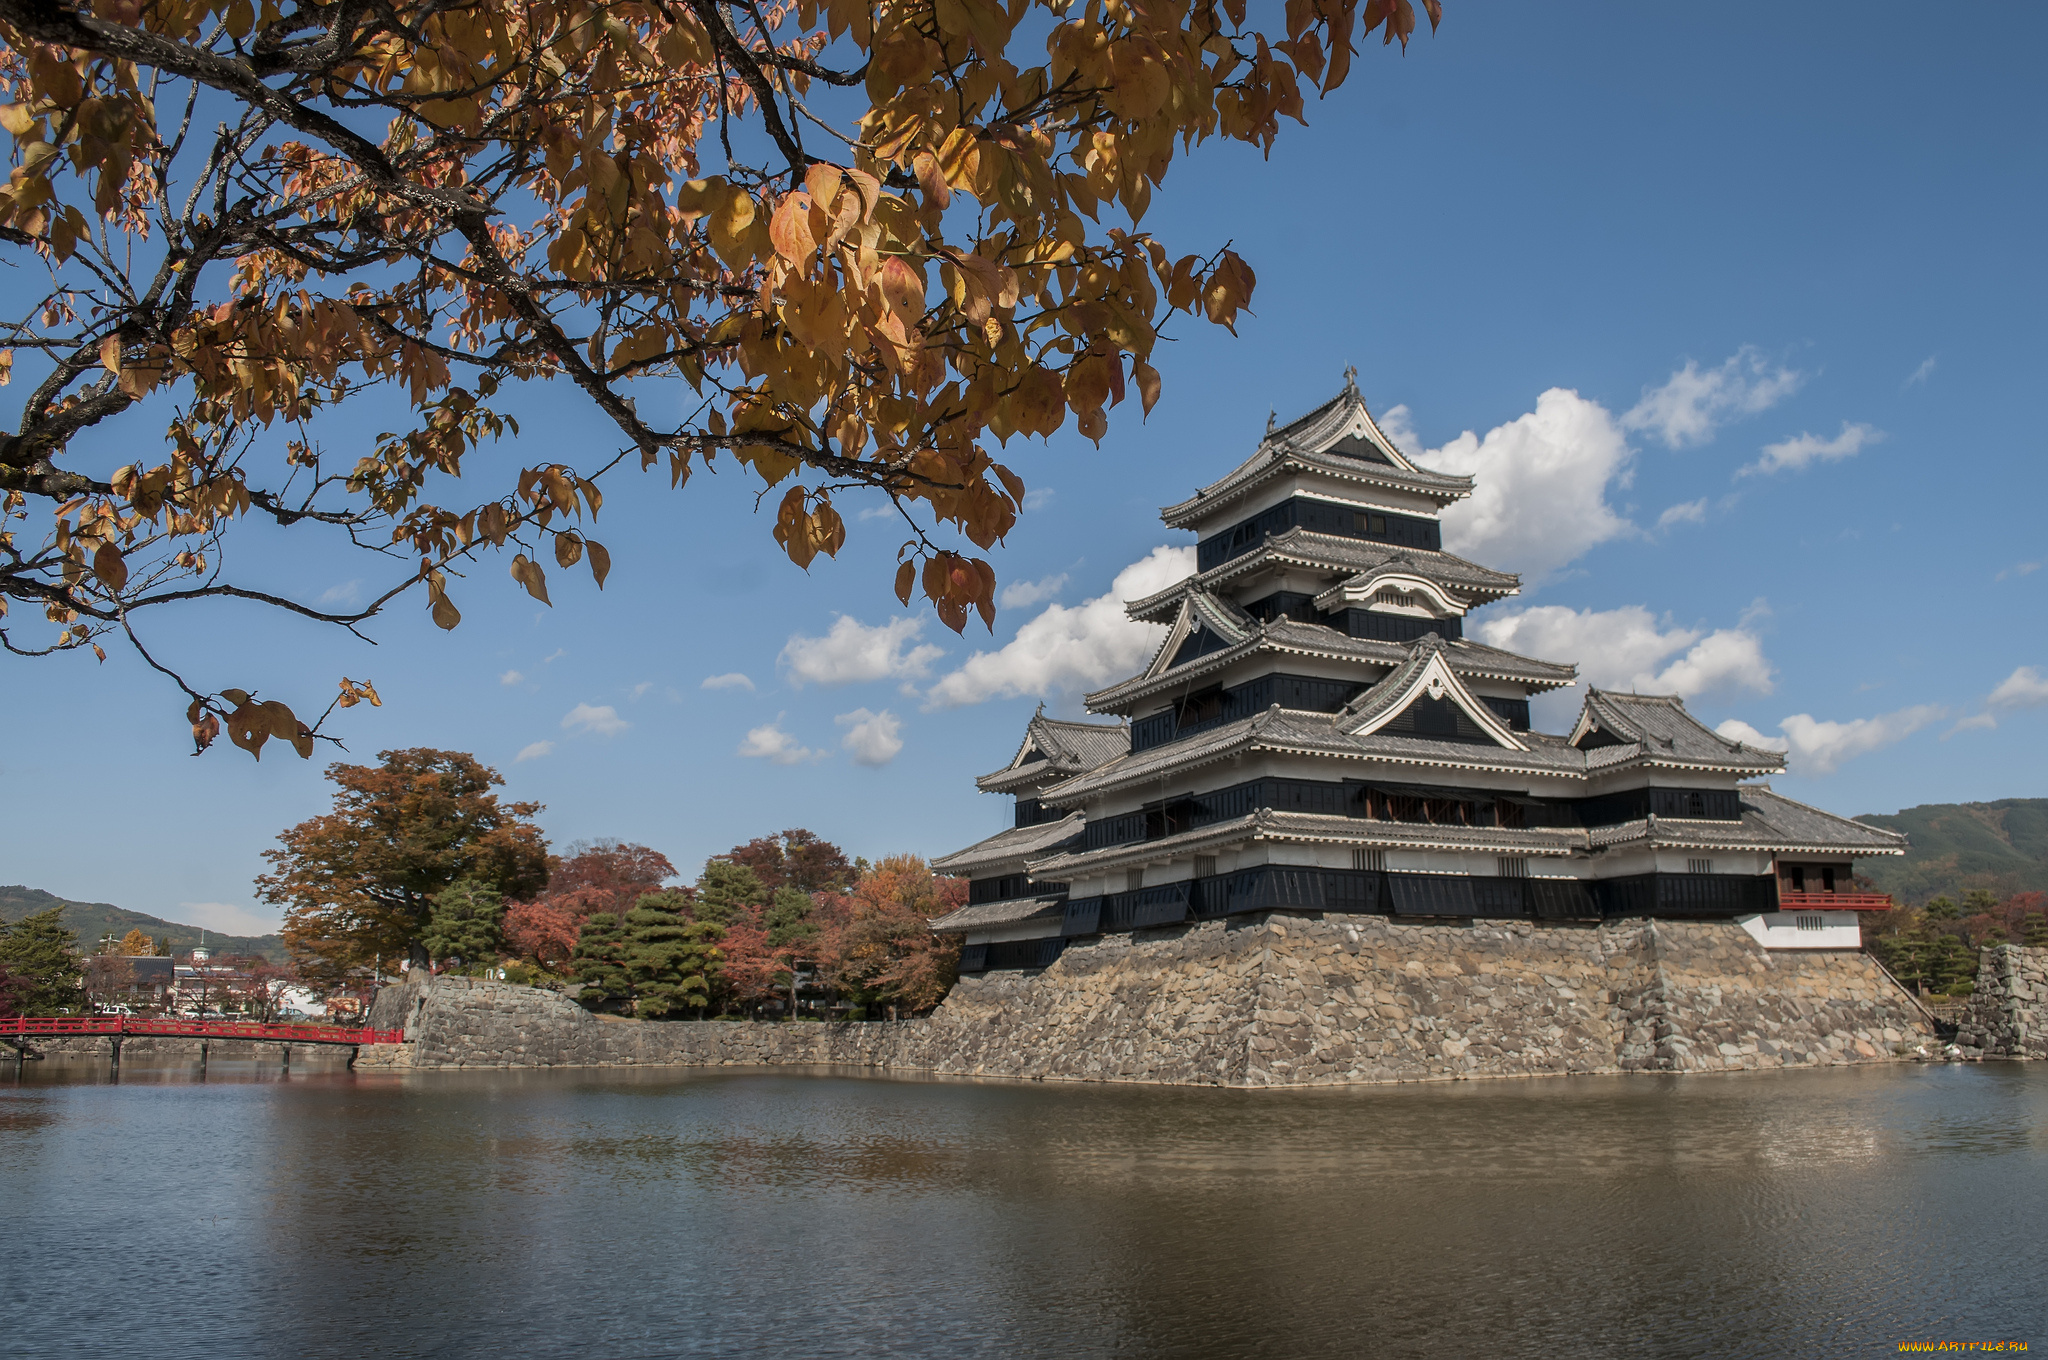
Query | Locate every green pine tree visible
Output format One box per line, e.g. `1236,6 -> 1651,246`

570,912 -> 632,1012
692,862 -> 767,926
623,891 -> 724,1018
765,886 -> 817,948
1960,888 -> 2000,916
0,907 -> 88,1016
1923,895 -> 1961,921
420,879 -> 505,967
1929,933 -> 1978,998
2023,914 -> 2048,949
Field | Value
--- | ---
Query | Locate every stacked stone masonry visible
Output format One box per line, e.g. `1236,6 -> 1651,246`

361,915 -> 1936,1086
1954,944 -> 2047,1058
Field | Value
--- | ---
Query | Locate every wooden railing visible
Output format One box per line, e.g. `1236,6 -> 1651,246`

0,1016 -> 405,1045
1776,892 -> 1893,912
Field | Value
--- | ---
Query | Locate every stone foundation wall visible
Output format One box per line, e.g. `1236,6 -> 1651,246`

368,914 -> 1934,1086
1954,945 -> 2048,1058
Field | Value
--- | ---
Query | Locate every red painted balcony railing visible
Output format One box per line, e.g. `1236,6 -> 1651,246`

1776,892 -> 1894,912
0,1016 -> 405,1045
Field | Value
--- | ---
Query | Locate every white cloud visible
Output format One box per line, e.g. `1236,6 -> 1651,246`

1712,719 -> 1791,754
1718,707 -> 1944,775
738,719 -> 825,765
836,708 -> 904,766
1773,706 -> 1946,775
515,740 -> 555,762
543,648 -> 567,663
1475,604 -> 1774,701
780,615 -> 945,687
1741,421 -> 1882,478
1000,573 -> 1069,609
1944,713 -> 1999,739
318,580 -> 362,607
701,672 -> 756,692
1406,389 -> 1636,580
1995,561 -> 2041,582
923,545 -> 1196,708
176,901 -> 283,937
856,503 -> 897,522
1621,347 -> 1805,449
499,669 -> 524,686
1904,355 -> 1937,388
1023,487 -> 1056,511
561,703 -> 629,738
1656,499 -> 1708,530
1989,666 -> 2048,710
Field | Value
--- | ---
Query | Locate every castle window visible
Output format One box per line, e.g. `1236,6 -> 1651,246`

1497,856 -> 1528,879
1194,855 -> 1217,880
1687,858 -> 1713,876
1796,915 -> 1824,932
1126,869 -> 1145,894
1354,848 -> 1387,872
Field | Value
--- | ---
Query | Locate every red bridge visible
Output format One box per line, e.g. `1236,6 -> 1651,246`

2,1015 -> 405,1069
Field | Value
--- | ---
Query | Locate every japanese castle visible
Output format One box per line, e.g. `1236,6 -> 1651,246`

932,378 -> 1903,970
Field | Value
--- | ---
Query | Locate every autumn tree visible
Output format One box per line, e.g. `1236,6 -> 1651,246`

117,926 -> 153,955
622,891 -> 721,1017
504,839 -> 675,971
259,747 -> 549,975
569,910 -> 631,1012
725,829 -> 854,894
0,905 -> 86,1015
817,854 -> 962,1014
421,878 -> 506,966
0,0 -> 1440,753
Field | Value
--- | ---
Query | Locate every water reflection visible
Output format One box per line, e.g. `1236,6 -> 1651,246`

4,1059 -> 2044,1359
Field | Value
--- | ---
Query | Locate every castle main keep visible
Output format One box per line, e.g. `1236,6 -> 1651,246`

925,378 -> 1924,1069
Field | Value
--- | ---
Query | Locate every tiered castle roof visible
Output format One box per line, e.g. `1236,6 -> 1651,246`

930,377 -> 1904,958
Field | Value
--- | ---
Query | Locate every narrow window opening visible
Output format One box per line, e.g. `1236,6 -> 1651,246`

1125,869 -> 1145,894
1687,858 -> 1713,876
1496,856 -> 1528,879
1354,848 -> 1387,872
1194,855 -> 1218,880
1796,915 -> 1824,932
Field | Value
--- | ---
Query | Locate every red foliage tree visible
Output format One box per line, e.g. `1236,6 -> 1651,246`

815,856 -> 964,1014
502,840 -> 678,968
723,830 -> 855,894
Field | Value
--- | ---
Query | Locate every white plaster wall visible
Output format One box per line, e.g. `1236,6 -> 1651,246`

1738,912 -> 1862,950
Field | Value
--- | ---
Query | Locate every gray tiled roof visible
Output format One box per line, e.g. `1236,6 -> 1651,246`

1086,617 -> 1576,713
1158,386 -> 1475,528
1584,786 -> 1907,855
930,813 -> 1086,875
1026,810 -> 1590,879
974,712 -> 1130,792
1126,531 -> 1521,623
1575,690 -> 1785,774
928,894 -> 1066,934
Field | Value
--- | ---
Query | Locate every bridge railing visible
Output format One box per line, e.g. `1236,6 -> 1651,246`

0,1016 -> 406,1045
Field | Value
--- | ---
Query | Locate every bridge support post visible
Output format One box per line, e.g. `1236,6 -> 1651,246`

280,1043 -> 290,1073
347,1045 -> 360,1071
198,1040 -> 208,1075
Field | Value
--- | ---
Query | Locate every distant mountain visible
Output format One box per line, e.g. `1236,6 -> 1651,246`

0,886 -> 287,960
1854,798 -> 2048,905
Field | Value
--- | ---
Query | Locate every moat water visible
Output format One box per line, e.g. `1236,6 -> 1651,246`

4,1058 -> 2044,1359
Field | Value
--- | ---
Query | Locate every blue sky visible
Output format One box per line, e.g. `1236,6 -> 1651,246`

5,5 -> 2044,934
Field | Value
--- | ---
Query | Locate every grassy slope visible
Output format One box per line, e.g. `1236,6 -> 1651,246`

1854,798 -> 2048,904
0,885 -> 286,960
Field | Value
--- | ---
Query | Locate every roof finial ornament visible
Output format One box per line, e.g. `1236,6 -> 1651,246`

1344,364 -> 1358,393
1265,407 -> 1277,435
